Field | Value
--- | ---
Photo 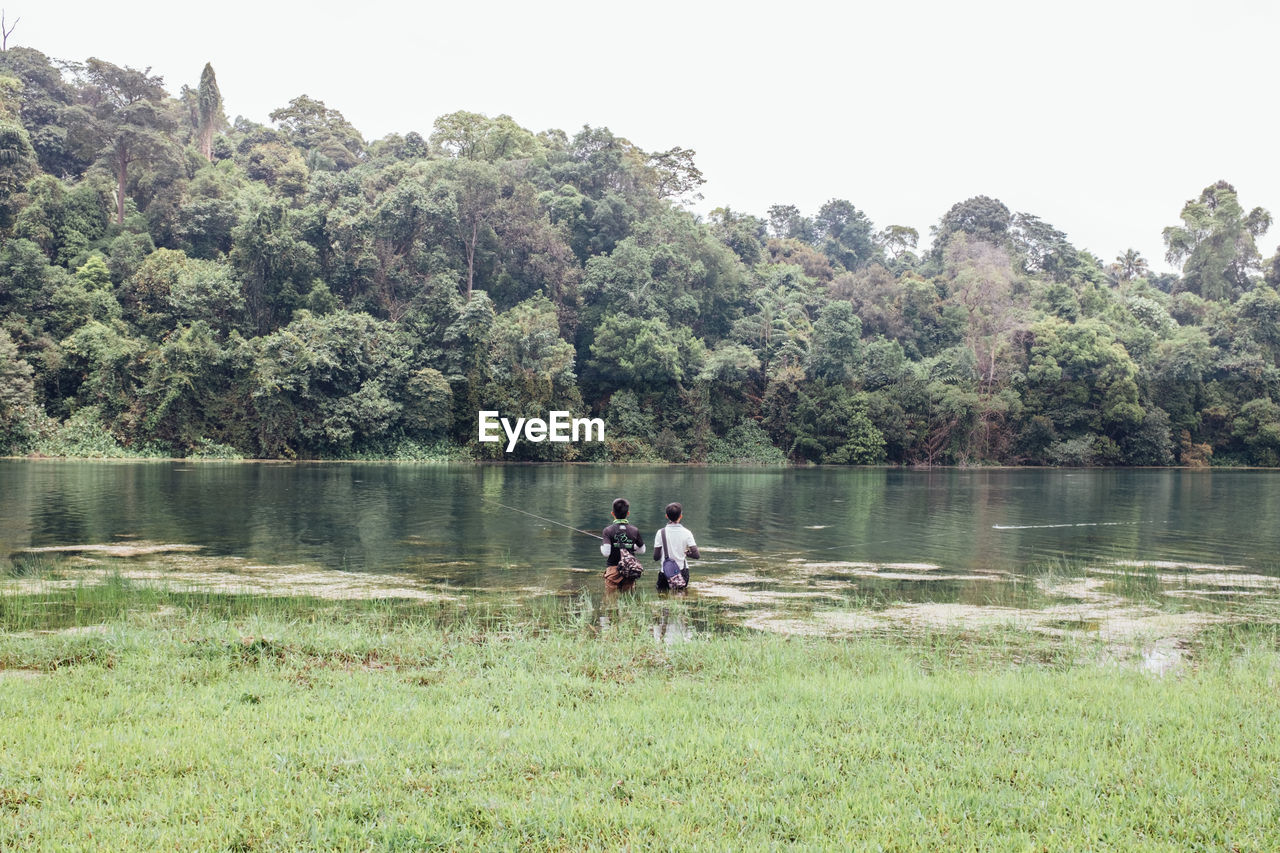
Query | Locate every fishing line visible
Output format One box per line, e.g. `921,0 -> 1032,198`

481,493 -> 1162,567
762,514 -> 1167,560
702,517 -> 1148,572
700,528 -> 959,568
991,521 -> 1167,530
480,497 -> 603,540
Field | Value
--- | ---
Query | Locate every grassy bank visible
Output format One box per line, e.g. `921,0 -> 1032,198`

1,584 -> 1279,850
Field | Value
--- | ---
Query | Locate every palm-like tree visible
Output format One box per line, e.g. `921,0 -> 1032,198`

1112,248 -> 1150,282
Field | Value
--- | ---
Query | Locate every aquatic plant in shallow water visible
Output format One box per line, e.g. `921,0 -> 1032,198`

5,541 -> 1280,667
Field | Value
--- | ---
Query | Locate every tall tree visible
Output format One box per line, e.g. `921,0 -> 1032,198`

766,203 -> 813,241
430,110 -> 539,162
875,225 -> 919,262
0,326 -> 36,452
807,300 -> 862,382
812,198 -> 877,271
708,206 -> 767,266
942,233 -> 1024,394
269,94 -> 364,170
931,195 -> 1012,258
646,146 -> 705,200
0,46 -> 88,175
80,58 -> 176,224
446,158 -> 504,300
0,76 -> 34,232
1009,212 -> 1077,278
230,189 -> 318,332
195,62 -> 222,162
1162,181 -> 1272,300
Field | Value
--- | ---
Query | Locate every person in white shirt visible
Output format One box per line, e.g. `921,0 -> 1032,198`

652,501 -> 700,591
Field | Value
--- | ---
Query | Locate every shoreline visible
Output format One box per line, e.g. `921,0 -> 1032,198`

2,454 -> 1269,470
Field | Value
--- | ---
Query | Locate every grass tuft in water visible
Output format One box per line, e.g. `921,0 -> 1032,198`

1099,563 -> 1171,603
1191,620 -> 1280,660
2,554 -> 68,580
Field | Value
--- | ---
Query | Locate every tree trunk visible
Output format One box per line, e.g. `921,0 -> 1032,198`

466,219 -> 477,299
116,157 -> 127,225
923,419 -> 955,467
1,12 -> 17,51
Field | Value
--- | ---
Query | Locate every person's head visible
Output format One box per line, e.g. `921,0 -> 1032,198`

612,498 -> 629,519
665,502 -> 682,523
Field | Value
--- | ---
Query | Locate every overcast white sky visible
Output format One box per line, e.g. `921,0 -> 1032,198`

13,0 -> 1280,272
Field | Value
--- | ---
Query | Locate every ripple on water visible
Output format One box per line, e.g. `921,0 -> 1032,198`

17,542 -> 203,558
1112,559 -> 1249,572
1090,566 -> 1280,590
787,560 -> 943,571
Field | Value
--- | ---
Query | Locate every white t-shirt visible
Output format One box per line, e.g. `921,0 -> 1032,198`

653,523 -> 697,570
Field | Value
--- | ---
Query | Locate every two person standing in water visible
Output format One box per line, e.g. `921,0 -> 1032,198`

600,498 -> 699,592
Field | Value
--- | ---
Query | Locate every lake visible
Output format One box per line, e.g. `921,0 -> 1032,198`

4,461 -> 1279,641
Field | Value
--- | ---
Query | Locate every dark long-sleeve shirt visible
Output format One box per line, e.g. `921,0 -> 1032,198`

601,521 -> 645,566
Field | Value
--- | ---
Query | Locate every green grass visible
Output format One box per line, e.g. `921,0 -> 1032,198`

1,585 -> 1279,850
1098,564 -> 1170,602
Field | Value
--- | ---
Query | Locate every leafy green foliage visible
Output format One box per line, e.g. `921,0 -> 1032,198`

0,327 -> 37,451
0,46 -> 1277,464
706,418 -> 787,464
249,310 -> 412,457
268,94 -> 364,170
27,405 -> 164,458
1163,181 -> 1271,301
79,58 -> 179,225
588,314 -> 704,392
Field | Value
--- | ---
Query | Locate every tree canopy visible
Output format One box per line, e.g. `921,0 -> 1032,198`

0,45 -> 1277,466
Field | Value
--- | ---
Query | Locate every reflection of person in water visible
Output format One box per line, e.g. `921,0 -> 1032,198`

600,497 -> 645,593
653,501 -> 700,592
653,601 -> 693,643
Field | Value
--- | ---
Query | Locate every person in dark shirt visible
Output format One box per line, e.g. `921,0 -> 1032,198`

600,497 -> 645,592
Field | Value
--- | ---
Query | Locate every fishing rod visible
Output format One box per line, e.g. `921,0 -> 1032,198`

480,497 -> 603,540
480,492 -> 1013,563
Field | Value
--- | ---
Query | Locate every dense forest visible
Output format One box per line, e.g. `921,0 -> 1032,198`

2,47 -> 1279,465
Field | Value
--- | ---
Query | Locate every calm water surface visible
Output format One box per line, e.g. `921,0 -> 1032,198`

3,462 -> 1277,594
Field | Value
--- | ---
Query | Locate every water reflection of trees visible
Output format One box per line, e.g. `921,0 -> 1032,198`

5,464 -> 1279,592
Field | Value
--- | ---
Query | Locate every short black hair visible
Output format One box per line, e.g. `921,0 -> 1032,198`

612,498 -> 629,518
665,502 -> 682,522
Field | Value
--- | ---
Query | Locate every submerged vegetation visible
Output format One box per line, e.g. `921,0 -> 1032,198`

1,579 -> 1279,849
1,47 -> 1280,464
